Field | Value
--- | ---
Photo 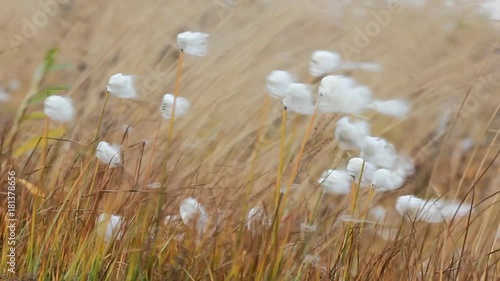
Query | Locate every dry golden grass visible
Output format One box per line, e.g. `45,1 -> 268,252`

1,0 -> 500,280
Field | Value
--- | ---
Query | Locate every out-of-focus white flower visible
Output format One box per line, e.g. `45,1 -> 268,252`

318,169 -> 353,195
334,117 -> 371,150
393,155 -> 415,178
395,195 -> 472,223
309,50 -> 382,77
309,51 -> 342,77
371,169 -> 406,192
436,200 -> 473,221
160,94 -> 190,119
96,141 -> 121,168
318,75 -> 372,114
247,206 -> 268,230
266,70 -> 295,98
107,73 -> 137,99
96,214 -> 123,243
368,99 -> 411,118
369,205 -> 388,222
0,89 -> 10,103
347,157 -> 377,186
300,223 -> 318,233
282,83 -> 315,115
180,197 -> 208,233
360,136 -> 397,169
44,95 -> 75,123
177,31 -> 209,56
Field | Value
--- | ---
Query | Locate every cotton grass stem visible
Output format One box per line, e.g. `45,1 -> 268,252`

275,108 -> 287,207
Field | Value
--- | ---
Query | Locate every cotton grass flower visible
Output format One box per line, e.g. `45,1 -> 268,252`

347,157 -> 377,186
282,83 -> 315,115
318,75 -> 372,114
96,214 -> 123,243
360,136 -> 397,169
0,89 -> 10,103
180,197 -> 208,234
309,50 -> 343,77
368,99 -> 411,118
334,117 -> 371,150
309,50 -> 382,77
96,141 -> 121,167
266,70 -> 295,98
177,31 -> 209,56
371,168 -> 406,192
395,195 -> 471,223
318,169 -> 353,194
160,94 -> 190,119
107,73 -> 137,99
44,95 -> 75,123
247,206 -> 269,231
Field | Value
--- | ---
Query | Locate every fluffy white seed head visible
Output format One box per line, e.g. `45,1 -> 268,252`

96,214 -> 123,243
44,95 -> 75,122
96,141 -> 121,168
369,99 -> 411,118
0,89 -> 10,103
395,195 -> 443,223
177,31 -> 209,56
334,117 -> 371,150
160,94 -> 190,119
247,206 -> 268,230
266,70 -> 295,98
318,169 -> 353,195
369,205 -> 388,222
347,157 -> 377,186
371,169 -> 406,192
318,75 -> 372,114
360,136 -> 397,169
180,197 -> 208,233
282,83 -> 315,115
309,50 -> 342,77
107,73 -> 137,99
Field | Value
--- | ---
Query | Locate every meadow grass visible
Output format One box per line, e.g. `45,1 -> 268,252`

1,1 -> 500,280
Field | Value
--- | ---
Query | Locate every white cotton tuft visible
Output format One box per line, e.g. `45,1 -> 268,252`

177,31 -> 209,56
107,73 -> 137,99
282,83 -> 315,115
266,70 -> 295,98
309,50 -> 342,77
395,195 -> 472,223
371,169 -> 406,192
96,214 -> 123,243
369,205 -> 388,222
44,95 -> 75,123
369,99 -> 411,118
318,75 -> 372,114
360,136 -> 397,169
180,197 -> 208,233
318,169 -> 353,195
334,117 -> 371,150
247,206 -> 268,230
160,94 -> 190,119
346,157 -> 377,187
96,141 -> 122,168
